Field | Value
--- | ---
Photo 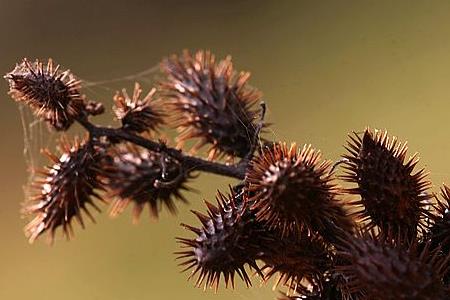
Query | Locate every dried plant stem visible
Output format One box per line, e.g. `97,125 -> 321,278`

76,116 -> 247,179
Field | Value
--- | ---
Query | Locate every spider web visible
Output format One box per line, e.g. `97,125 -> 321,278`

19,105 -> 56,200
18,60 -> 280,206
19,64 -> 161,199
14,60 -> 320,299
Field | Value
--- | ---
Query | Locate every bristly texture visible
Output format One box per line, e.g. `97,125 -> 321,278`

261,231 -> 333,296
113,82 -> 165,133
246,142 -> 353,239
160,50 -> 262,159
104,144 -> 191,223
336,234 -> 450,300
176,189 -> 268,291
5,58 -> 85,130
342,128 -> 432,238
23,137 -> 107,243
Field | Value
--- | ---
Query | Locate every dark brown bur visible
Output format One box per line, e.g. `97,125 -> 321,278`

160,50 -> 262,159
113,82 -> 165,134
4,58 -> 86,131
103,144 -> 192,223
175,189 -> 269,291
261,230 -> 333,296
246,142 -> 352,240
336,233 -> 449,300
23,137 -> 107,243
342,128 -> 432,238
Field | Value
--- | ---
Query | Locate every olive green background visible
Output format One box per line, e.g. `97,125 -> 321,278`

1,1 -> 450,299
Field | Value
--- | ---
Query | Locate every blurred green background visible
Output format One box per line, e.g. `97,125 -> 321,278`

1,1 -> 450,299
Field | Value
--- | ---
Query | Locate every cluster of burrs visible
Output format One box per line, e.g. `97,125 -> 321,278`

5,50 -> 450,299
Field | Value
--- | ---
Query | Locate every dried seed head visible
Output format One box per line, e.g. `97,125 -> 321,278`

342,129 -> 432,238
5,58 -> 85,130
23,137 -> 107,243
261,231 -> 333,296
246,142 -> 353,239
176,189 -> 268,291
104,144 -> 191,222
336,234 -> 449,300
113,82 -> 165,133
160,50 -> 262,159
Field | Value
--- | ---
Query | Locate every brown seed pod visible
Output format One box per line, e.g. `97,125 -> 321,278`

23,137 -> 107,243
336,233 -> 449,300
176,189 -> 269,291
160,50 -> 262,159
104,144 -> 191,223
113,82 -> 165,134
246,142 -> 353,240
342,128 -> 433,238
261,230 -> 333,296
4,58 -> 85,130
